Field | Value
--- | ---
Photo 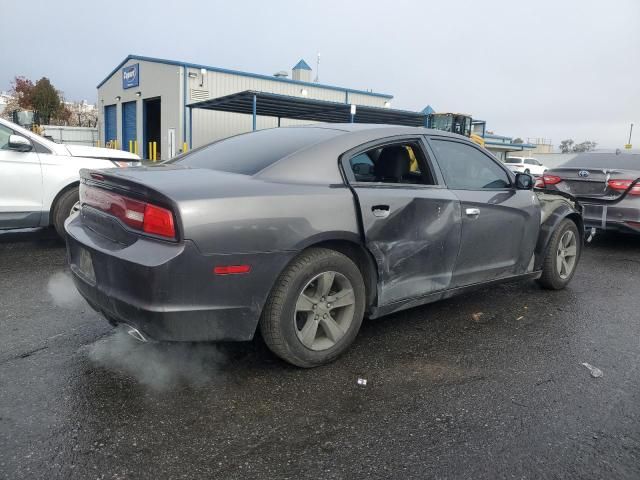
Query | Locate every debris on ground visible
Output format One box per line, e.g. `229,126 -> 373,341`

516,316 -> 524,321
471,312 -> 484,322
581,362 -> 603,378
357,378 -> 367,386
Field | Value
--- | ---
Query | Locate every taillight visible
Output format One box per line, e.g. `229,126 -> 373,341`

542,174 -> 562,185
143,204 -> 176,238
607,179 -> 640,195
534,177 -> 545,188
80,184 -> 177,239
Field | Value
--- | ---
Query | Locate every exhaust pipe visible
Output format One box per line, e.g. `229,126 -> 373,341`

125,325 -> 148,343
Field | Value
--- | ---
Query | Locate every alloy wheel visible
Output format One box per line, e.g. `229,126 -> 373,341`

69,201 -> 81,216
556,230 -> 577,279
294,271 -> 356,351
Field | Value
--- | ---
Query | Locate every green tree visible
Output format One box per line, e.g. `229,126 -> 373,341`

559,139 -> 574,153
31,77 -> 62,124
513,137 -> 524,144
573,141 -> 597,153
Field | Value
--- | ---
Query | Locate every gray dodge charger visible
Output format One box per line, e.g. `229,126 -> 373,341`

66,124 -> 583,367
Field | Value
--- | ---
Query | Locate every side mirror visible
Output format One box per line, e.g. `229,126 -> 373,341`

515,172 -> 534,190
8,135 -> 33,152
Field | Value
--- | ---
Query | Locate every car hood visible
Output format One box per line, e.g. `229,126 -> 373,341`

65,144 -> 140,161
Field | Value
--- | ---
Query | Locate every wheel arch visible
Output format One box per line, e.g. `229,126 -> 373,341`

534,204 -> 583,271
46,181 -> 79,226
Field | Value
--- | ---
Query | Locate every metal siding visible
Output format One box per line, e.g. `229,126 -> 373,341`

122,101 -> 137,151
104,105 -> 117,143
97,59 -> 182,159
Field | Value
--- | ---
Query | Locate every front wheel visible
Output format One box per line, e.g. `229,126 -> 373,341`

260,248 -> 366,367
537,219 -> 581,290
52,187 -> 80,239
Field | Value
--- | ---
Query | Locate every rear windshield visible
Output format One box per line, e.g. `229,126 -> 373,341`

167,127 -> 342,175
505,158 -> 522,164
561,153 -> 640,170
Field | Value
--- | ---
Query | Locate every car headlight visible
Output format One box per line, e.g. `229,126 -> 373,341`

111,160 -> 141,168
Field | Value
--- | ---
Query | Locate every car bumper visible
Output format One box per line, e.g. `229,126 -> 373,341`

65,214 -> 294,342
581,202 -> 640,234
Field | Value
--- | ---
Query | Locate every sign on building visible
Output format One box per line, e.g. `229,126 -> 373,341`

122,64 -> 140,89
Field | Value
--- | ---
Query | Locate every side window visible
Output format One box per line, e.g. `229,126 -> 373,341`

524,159 -> 535,165
0,124 -> 13,150
348,141 -> 435,185
430,139 -> 511,190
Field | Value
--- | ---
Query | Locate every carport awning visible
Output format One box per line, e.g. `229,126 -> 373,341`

188,90 -> 426,127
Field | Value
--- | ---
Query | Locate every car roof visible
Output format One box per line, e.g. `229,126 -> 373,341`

255,123 -> 470,184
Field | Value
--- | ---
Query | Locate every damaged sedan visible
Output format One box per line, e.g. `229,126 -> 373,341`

65,125 -> 583,367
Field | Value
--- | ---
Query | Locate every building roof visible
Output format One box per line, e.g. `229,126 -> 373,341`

189,90 -> 425,126
97,54 -> 393,99
292,59 -> 312,71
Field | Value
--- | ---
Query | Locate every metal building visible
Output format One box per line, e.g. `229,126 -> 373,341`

96,55 -> 394,160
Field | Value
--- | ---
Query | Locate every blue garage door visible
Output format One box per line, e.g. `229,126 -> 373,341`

122,101 -> 137,152
104,104 -> 117,147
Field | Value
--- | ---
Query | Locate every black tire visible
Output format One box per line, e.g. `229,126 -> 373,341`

52,187 -> 79,239
537,218 -> 581,290
524,168 -> 531,174
260,248 -> 366,368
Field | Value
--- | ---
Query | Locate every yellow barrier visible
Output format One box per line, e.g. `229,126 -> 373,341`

148,142 -> 158,162
182,142 -> 188,154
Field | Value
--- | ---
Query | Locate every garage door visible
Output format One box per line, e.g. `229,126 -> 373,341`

104,104 -> 117,147
122,101 -> 137,152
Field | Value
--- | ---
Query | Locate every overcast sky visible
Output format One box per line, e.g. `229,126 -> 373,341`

1,0 -> 638,148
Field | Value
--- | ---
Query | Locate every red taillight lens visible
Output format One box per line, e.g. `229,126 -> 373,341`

534,177 -> 545,188
607,179 -> 640,195
213,265 -> 251,275
542,174 -> 562,185
80,184 -> 176,239
143,204 -> 176,238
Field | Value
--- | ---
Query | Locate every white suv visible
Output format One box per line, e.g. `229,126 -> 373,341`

505,157 -> 547,176
0,117 -> 139,237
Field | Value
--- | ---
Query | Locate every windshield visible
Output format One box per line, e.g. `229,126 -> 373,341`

560,153 -> 640,170
167,127 -> 342,175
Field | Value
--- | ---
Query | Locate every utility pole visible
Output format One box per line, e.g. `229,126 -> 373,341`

314,52 -> 320,83
628,123 -> 634,145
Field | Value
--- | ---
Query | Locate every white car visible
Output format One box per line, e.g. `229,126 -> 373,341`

505,157 -> 547,176
0,117 -> 140,237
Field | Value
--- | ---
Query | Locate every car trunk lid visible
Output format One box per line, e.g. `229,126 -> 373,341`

546,168 -> 633,199
78,165 -> 258,243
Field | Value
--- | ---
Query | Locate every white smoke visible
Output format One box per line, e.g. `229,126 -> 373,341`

86,327 -> 226,391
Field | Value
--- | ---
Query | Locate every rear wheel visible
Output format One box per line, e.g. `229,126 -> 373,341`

52,187 -> 80,239
537,219 -> 580,290
260,248 -> 366,367
524,168 -> 531,174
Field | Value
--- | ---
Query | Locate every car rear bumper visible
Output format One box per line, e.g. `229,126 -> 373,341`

65,214 -> 294,342
581,202 -> 640,234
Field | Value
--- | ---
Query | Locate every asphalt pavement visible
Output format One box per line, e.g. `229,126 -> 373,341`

1,228 -> 639,479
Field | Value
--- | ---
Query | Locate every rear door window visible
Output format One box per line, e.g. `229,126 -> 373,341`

346,140 -> 436,185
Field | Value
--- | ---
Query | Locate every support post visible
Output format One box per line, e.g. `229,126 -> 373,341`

252,94 -> 257,131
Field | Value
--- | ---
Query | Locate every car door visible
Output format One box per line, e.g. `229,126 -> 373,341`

342,137 -> 462,306
427,137 -> 540,287
0,124 -> 43,228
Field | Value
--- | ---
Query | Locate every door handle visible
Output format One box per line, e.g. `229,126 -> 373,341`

372,205 -> 390,218
465,207 -> 480,218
